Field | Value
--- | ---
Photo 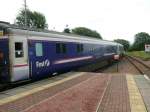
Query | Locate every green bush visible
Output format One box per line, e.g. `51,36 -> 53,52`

126,51 -> 150,60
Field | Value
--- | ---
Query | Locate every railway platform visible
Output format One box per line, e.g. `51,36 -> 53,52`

0,72 -> 150,112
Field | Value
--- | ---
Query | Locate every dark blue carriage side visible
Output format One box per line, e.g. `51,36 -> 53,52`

0,22 -> 124,83
28,38 -> 115,80
28,39 -> 93,80
0,38 -> 9,83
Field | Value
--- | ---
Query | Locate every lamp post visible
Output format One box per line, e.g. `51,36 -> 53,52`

24,0 -> 27,28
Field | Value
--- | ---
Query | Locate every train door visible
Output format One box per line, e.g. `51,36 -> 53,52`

0,38 -> 9,83
28,41 -> 52,80
10,36 -> 29,82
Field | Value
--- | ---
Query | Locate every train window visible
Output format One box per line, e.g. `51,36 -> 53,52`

62,44 -> 66,53
77,44 -> 83,53
56,43 -> 66,54
77,44 -> 80,52
56,43 -> 60,53
81,44 -> 83,52
15,42 -> 24,58
35,43 -> 43,56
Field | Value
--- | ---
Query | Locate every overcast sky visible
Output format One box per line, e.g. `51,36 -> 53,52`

1,0 -> 150,43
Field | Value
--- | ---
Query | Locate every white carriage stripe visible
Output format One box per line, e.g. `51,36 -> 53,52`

54,56 -> 93,64
103,53 -> 115,56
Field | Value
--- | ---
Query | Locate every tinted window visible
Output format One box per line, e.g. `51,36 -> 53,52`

35,43 -> 43,56
56,43 -> 66,54
77,44 -> 83,53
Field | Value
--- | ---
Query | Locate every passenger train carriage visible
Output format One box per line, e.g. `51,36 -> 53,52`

0,22 -> 124,83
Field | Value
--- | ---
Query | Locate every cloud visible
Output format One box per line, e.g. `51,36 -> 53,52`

0,0 -> 150,43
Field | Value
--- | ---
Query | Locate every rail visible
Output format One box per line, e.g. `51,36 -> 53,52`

126,55 -> 150,76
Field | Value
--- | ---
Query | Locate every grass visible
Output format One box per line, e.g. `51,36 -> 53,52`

126,51 -> 150,60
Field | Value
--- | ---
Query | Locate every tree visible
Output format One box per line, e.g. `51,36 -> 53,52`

15,9 -> 48,29
131,32 -> 150,51
63,28 -> 71,33
114,39 -> 130,51
72,27 -> 102,39
32,11 -> 48,29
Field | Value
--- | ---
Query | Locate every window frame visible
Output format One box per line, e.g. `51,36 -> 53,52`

15,42 -> 24,58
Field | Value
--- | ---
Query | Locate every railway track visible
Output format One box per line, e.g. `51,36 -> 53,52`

126,55 -> 150,77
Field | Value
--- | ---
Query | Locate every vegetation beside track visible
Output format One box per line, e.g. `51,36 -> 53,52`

126,51 -> 150,60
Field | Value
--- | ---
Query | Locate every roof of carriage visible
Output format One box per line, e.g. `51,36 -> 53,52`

0,21 -> 123,46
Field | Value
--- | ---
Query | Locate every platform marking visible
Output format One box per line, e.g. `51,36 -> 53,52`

126,75 -> 147,112
95,75 -> 112,112
0,72 -> 85,105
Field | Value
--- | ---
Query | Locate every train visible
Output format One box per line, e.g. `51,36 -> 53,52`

0,21 -> 124,83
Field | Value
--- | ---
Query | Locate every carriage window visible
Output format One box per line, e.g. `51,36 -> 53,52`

35,43 -> 43,56
15,42 -> 24,58
56,43 -> 66,54
77,44 -> 83,53
77,44 -> 80,52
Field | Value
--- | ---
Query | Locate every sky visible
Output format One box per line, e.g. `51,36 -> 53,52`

1,0 -> 150,43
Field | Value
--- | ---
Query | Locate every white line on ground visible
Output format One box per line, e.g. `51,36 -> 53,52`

144,74 -> 150,81
95,75 -> 112,112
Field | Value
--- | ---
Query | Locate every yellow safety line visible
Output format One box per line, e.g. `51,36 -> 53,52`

126,75 -> 147,112
0,72 -> 85,105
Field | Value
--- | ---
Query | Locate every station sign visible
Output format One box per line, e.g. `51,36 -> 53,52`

145,44 -> 150,52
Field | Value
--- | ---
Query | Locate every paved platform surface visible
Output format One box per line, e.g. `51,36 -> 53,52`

0,72 -> 150,112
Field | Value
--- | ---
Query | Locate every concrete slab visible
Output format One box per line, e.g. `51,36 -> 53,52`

0,93 -> 10,99
1,88 -> 27,96
16,72 -> 79,90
